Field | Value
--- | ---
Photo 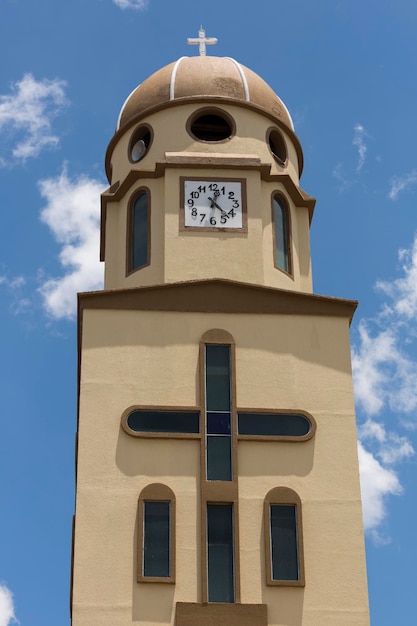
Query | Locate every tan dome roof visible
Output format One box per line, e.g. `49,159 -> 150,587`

117,56 -> 295,132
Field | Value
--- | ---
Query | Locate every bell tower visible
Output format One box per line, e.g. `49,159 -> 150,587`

72,33 -> 370,626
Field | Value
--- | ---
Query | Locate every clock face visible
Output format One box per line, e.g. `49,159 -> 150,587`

183,179 -> 244,229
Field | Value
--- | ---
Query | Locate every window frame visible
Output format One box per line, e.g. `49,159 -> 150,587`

266,126 -> 288,167
205,343 -> 233,481
206,502 -> 235,603
137,483 -> 176,584
128,123 -> 153,164
271,192 -> 292,277
199,329 -> 241,604
126,187 -> 151,275
121,405 -> 201,439
237,408 -> 316,442
264,487 -> 305,587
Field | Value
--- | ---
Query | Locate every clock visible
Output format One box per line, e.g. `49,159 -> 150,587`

181,177 -> 246,231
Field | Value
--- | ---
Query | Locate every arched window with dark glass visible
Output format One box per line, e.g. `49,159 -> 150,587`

272,194 -> 291,275
264,487 -> 304,587
137,483 -> 175,583
128,189 -> 150,273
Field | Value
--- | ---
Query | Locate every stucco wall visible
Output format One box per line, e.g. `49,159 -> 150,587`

72,308 -> 369,626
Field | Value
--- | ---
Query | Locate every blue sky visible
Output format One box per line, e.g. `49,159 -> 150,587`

1,0 -> 417,624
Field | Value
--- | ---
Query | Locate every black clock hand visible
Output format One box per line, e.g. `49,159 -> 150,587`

208,196 -> 227,216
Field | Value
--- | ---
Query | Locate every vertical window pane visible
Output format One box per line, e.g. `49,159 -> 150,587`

205,345 -> 232,481
132,192 -> 149,270
207,436 -> 232,481
270,504 -> 299,580
143,501 -> 170,577
205,345 -> 231,411
273,196 -> 289,272
207,504 -> 234,602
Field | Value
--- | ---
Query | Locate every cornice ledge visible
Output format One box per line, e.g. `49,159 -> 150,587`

262,173 -> 316,221
164,151 -> 262,168
78,278 -> 358,324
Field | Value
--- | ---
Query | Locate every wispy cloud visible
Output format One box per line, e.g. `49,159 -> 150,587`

0,584 -> 18,626
388,169 -> 417,200
0,274 -> 30,315
38,166 -> 104,319
0,74 -> 68,165
376,236 -> 417,320
353,123 -> 368,172
112,0 -> 149,9
352,232 -> 417,538
333,124 -> 369,192
332,162 -> 352,193
0,275 -> 25,290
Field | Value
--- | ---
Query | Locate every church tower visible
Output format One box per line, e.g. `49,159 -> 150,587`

71,31 -> 370,626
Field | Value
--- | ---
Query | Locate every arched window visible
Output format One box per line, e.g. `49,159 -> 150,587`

264,487 -> 304,586
137,484 -> 175,583
272,194 -> 291,275
128,189 -> 150,273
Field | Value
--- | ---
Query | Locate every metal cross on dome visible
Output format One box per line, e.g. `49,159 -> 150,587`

187,27 -> 218,56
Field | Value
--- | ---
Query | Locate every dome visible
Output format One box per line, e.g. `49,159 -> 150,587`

117,56 -> 295,132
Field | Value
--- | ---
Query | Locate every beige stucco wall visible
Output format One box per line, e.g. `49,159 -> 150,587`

103,101 -> 313,294
108,103 -> 300,186
72,307 -> 369,626
103,167 -> 313,293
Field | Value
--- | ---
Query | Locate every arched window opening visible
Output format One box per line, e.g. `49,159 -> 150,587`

264,487 -> 304,586
272,195 -> 291,275
128,190 -> 149,273
137,484 -> 175,583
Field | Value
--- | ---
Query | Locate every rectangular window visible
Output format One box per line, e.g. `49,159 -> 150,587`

205,345 -> 232,481
207,504 -> 235,603
143,501 -> 170,578
270,504 -> 299,581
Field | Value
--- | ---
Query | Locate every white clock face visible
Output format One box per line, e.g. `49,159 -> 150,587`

184,180 -> 243,229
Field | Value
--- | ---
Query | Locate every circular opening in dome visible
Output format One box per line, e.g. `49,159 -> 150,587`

129,124 -> 153,163
267,128 -> 287,166
188,109 -> 234,142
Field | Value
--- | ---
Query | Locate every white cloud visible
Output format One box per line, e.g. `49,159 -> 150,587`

388,169 -> 417,200
0,584 -> 18,626
353,123 -> 368,172
352,322 -> 417,416
0,74 -> 67,164
352,232 -> 417,538
113,0 -> 149,9
358,442 -> 402,539
359,419 -> 414,465
376,236 -> 417,319
38,166 -> 105,319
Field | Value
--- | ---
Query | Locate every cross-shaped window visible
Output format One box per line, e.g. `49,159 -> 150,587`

122,329 -> 315,601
